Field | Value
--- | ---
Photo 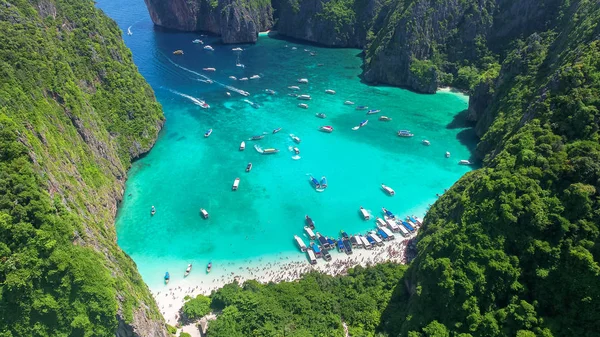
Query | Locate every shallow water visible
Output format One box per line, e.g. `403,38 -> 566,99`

97,0 -> 475,289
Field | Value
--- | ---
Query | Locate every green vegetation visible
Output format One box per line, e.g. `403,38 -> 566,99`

0,0 -> 163,335
182,295 -> 211,320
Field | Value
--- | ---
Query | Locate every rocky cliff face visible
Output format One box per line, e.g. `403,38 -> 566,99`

144,0 -> 273,43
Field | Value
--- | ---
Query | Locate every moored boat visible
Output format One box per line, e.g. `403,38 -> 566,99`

319,126 -> 334,133
239,77 -> 249,81
294,235 -> 307,252
184,264 -> 192,277
344,101 -> 355,105
310,176 -> 321,189
379,116 -> 392,121
232,178 -> 240,191
204,45 -> 214,51
239,141 -> 245,151
459,160 -> 473,165
297,94 -> 311,100
422,140 -> 431,146
356,106 -> 368,110
245,162 -> 252,172
164,272 -> 170,284
320,176 -> 328,188
305,215 -> 315,229
203,67 -> 216,71
249,135 -> 265,140
298,103 -> 309,109
265,89 -> 276,95
381,184 -> 395,196
290,134 -> 301,143
192,39 -> 203,44
200,208 -> 209,219
226,92 -> 231,97
325,89 -> 336,94
229,76 -> 237,80
316,113 -> 326,119
359,120 -> 368,127
382,207 -> 395,219
206,262 -> 212,273
311,243 -> 322,258
366,109 -> 380,115
293,147 -> 300,155
250,75 -> 261,80
273,127 -> 282,134
262,148 -> 279,154
204,129 -> 213,137
232,47 -> 243,51
173,50 -> 184,55
359,206 -> 370,220
304,226 -> 316,239
297,78 -> 309,84
307,249 -> 317,265
446,151 -> 451,158
288,86 -> 300,90
151,205 -> 156,216
397,130 -> 414,137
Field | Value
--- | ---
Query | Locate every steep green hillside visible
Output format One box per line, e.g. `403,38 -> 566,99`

0,0 -> 165,335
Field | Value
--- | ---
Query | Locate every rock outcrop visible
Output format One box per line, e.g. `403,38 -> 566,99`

143,0 -> 273,43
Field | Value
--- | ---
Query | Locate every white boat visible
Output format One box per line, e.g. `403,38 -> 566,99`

200,208 -> 209,219
297,78 -> 308,84
232,47 -> 243,51
397,130 -> 414,137
385,218 -> 400,232
379,227 -> 395,240
239,77 -> 249,81
379,116 -> 392,121
236,63 -> 245,68
397,223 -> 410,237
192,39 -> 203,44
199,100 -> 210,109
239,90 -> 250,96
239,141 -> 245,151
422,140 -> 431,146
359,206 -> 370,220
262,148 -> 279,154
319,126 -> 334,133
375,217 -> 387,228
325,89 -> 336,94
232,178 -> 240,191
366,109 -> 380,115
381,184 -> 395,196
359,235 -> 372,249
294,235 -> 307,252
184,264 -> 192,277
204,45 -> 214,51
293,147 -> 300,155
446,151 -> 451,158
229,76 -> 237,80
250,75 -> 261,80
204,129 -> 212,137
459,160 -> 472,165
368,232 -> 384,246
226,92 -> 231,97
203,67 -> 216,71
288,86 -> 300,90
306,249 -> 317,265
298,103 -> 309,109
297,94 -> 311,100
344,101 -> 354,105
304,226 -> 316,239
290,134 -> 301,143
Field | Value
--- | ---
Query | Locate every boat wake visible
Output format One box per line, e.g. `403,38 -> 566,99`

127,26 -> 132,35
167,89 -> 206,107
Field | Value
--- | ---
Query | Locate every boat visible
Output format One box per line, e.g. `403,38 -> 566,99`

262,148 -> 279,154
173,50 -> 184,55
379,227 -> 395,240
375,217 -> 387,228
359,120 -> 368,127
343,239 -> 353,254
379,116 -> 392,121
344,101 -> 355,105
204,45 -> 214,51
359,235 -> 372,249
321,249 -> 332,261
422,140 -> 431,146
239,141 -> 245,151
375,229 -> 389,241
381,184 -> 395,196
326,237 -> 336,248
319,126 -> 334,133
232,178 -> 240,191
297,94 -> 311,100
245,162 -> 252,172
350,235 -> 360,248
305,215 -> 315,229
401,220 -> 415,232
446,151 -> 451,158
304,226 -> 316,240
200,208 -> 209,219
298,103 -> 309,109
317,63 -> 324,67
151,205 -> 156,216
229,76 -> 237,80
459,160 -> 473,165
356,106 -> 368,110
204,129 -> 213,137
325,89 -> 336,95
250,102 -> 260,109
310,176 -> 321,189
382,207 -> 395,219
306,249 -> 317,265
290,134 -> 301,143
239,77 -> 249,81
265,89 -> 276,95
397,130 -> 414,137
236,63 -> 245,68
316,113 -> 326,119
337,238 -> 345,252
294,235 -> 307,252
293,147 -> 300,155
340,230 -> 349,240
288,86 -> 300,90
250,75 -> 261,80
203,67 -> 216,71
206,262 -> 212,273
184,264 -> 192,277
272,128 -> 282,134
232,47 -> 243,51
316,232 -> 330,249
297,78 -> 309,84
164,272 -> 170,284
366,109 -> 380,115
226,92 -> 231,97
249,135 -> 265,140
359,206 -> 370,220
192,39 -> 203,44
320,176 -> 327,189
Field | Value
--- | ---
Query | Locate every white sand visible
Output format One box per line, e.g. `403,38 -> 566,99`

152,234 -> 415,325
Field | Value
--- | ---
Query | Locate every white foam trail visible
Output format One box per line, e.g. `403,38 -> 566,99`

165,57 -> 250,96
127,26 -> 132,35
167,89 -> 205,107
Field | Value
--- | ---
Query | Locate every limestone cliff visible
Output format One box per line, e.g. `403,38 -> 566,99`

143,0 -> 273,43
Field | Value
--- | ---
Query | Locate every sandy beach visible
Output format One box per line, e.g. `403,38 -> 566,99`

153,235 -> 414,326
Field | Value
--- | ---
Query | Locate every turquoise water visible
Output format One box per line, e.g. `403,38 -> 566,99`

97,0 -> 475,289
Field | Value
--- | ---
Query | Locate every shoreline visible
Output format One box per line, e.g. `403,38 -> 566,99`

152,235 -> 415,325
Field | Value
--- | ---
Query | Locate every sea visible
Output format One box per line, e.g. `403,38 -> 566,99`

96,0 -> 477,289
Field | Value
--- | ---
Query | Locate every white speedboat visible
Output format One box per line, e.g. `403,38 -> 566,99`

366,109 -> 380,115
459,160 -> 472,165
344,101 -> 355,105
397,130 -> 414,137
379,116 -> 392,121
446,151 -> 451,158
226,92 -> 231,97
325,89 -> 336,95
297,94 -> 311,100
298,103 -> 309,109
250,75 -> 260,80
204,129 -> 212,137
184,263 -> 192,277
236,63 -> 245,68
360,206 -> 370,220
199,100 -> 210,109
232,47 -> 243,51
239,141 -> 245,151
200,208 -> 209,219
297,78 -> 308,84
204,45 -> 214,51
381,184 -> 395,196
203,67 -> 216,71
288,86 -> 300,90
239,77 -> 249,81
229,76 -> 237,80
232,178 -> 240,191
422,140 -> 430,146
319,126 -> 334,133
192,39 -> 203,44
290,134 -> 301,143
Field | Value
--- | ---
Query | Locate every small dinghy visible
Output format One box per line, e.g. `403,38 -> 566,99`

239,141 -> 246,151
151,205 -> 156,216
381,184 -> 395,196
366,109 -> 380,115
325,89 -> 336,95
273,127 -> 282,134
344,101 -> 355,105
290,134 -> 301,143
164,272 -> 170,284
297,94 -> 311,100
379,116 -> 392,121
184,264 -> 192,277
232,178 -> 240,191
316,113 -> 326,119
245,162 -> 253,172
249,135 -> 265,140
298,103 -> 309,109
204,129 -> 213,137
319,126 -> 334,133
206,262 -> 212,273
200,208 -> 209,219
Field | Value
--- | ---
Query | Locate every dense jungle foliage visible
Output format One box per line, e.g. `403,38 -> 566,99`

0,0 -> 164,335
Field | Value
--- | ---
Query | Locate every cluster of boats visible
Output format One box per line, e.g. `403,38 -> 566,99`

163,261 -> 212,284
295,211 -> 423,264
310,176 -> 328,191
